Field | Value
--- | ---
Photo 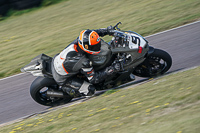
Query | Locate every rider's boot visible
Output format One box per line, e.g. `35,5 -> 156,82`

79,81 -> 96,97
86,84 -> 96,96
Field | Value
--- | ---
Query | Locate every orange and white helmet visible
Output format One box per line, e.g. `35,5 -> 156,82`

78,30 -> 101,55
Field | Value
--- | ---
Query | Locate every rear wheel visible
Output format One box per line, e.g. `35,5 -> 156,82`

30,77 -> 72,106
133,49 -> 172,77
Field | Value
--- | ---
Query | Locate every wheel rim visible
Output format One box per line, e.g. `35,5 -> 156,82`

36,86 -> 64,105
133,55 -> 168,77
148,55 -> 168,76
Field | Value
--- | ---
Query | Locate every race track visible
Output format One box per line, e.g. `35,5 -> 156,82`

0,21 -> 200,125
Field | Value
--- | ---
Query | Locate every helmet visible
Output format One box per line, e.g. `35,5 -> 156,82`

78,30 -> 101,55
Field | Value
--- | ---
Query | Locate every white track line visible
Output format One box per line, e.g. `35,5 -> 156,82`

1,20 -> 200,81
146,20 -> 200,38
0,73 -> 25,81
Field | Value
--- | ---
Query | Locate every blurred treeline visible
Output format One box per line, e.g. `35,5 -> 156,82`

0,0 -> 68,18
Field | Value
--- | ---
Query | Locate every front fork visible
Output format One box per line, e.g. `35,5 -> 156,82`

147,46 -> 155,56
143,46 -> 155,75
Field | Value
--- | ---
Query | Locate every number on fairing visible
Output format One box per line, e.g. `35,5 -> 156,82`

129,35 -> 141,49
132,36 -> 140,45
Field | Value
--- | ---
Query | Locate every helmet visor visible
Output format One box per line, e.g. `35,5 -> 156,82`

86,41 -> 101,52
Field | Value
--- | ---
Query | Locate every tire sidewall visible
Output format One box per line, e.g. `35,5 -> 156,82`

30,77 -> 57,106
133,49 -> 172,77
150,49 -> 172,75
30,77 -> 73,106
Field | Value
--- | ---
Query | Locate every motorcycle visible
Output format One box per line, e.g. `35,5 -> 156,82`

21,22 -> 172,106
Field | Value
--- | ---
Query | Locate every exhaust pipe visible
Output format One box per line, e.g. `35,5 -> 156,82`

46,89 -> 65,98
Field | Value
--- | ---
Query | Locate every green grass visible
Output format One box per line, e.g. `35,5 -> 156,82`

0,0 -> 200,78
1,67 -> 200,133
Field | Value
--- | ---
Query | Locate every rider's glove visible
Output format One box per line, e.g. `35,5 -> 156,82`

107,25 -> 115,35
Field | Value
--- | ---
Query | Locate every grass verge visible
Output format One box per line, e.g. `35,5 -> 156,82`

0,0 -> 200,78
1,66 -> 200,133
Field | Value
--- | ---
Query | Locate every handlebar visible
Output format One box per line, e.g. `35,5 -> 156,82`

113,22 -> 122,30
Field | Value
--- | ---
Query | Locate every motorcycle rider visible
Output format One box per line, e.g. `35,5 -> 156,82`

51,26 -> 121,97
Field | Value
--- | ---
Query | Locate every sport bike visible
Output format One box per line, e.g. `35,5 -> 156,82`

21,22 -> 172,106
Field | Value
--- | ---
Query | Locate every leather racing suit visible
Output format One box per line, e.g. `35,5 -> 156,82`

51,28 -> 117,96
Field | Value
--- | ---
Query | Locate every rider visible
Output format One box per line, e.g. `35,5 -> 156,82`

51,26 -> 121,97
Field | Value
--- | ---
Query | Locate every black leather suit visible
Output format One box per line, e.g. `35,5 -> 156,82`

51,28 -> 116,96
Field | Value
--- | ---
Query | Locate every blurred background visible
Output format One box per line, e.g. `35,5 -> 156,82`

0,1 -> 200,132
0,0 -> 200,79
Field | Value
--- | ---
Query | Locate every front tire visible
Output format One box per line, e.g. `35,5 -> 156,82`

30,77 -> 72,106
133,49 -> 172,77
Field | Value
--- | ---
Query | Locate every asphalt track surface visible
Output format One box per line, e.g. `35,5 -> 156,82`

0,21 -> 200,125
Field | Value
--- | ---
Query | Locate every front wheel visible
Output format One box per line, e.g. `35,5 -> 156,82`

30,77 -> 72,106
132,49 -> 172,77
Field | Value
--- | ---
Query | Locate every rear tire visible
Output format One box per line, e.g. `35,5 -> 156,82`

30,77 -> 72,106
133,49 -> 172,77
